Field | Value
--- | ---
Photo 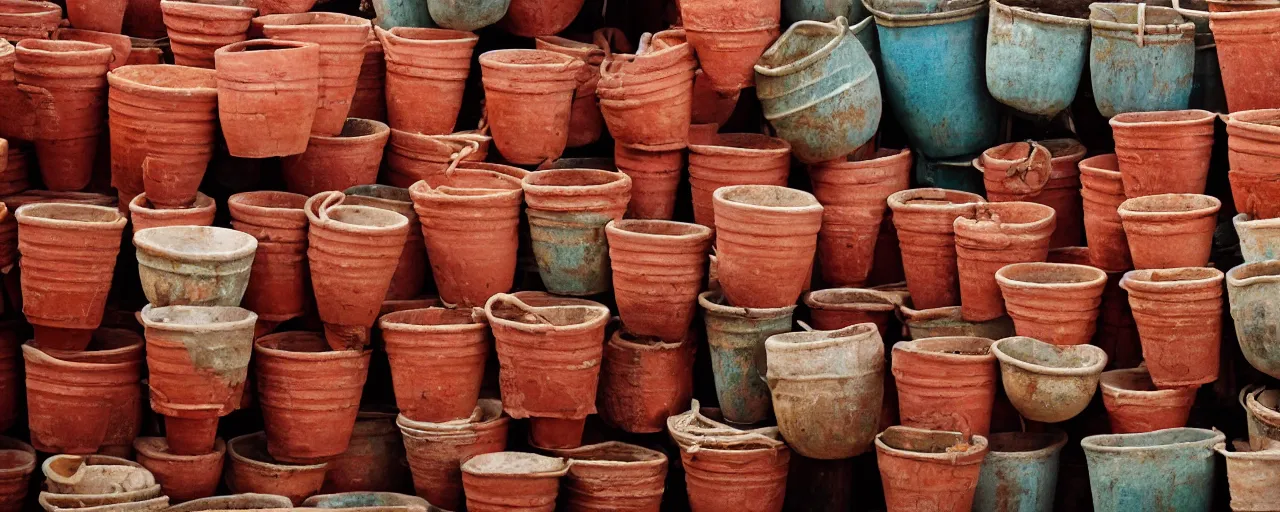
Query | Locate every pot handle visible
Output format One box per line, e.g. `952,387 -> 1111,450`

488,293 -> 554,325
593,27 -> 631,56
16,84 -> 55,133
1136,2 -> 1148,48
443,139 -> 480,177
1002,141 -> 1052,196
315,190 -> 346,225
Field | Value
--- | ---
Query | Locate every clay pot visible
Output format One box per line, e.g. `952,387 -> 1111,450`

0,143 -> 28,196
1225,109 -> 1280,173
667,404 -> 791,512
461,452 -> 569,512
1218,440 -> 1280,512
614,143 -> 683,220
134,437 -> 225,503
679,0 -> 780,94
1230,169 -> 1280,220
598,29 -> 697,152
320,411 -> 409,494
0,437 -> 31,512
535,35 -> 607,148
887,188 -> 985,309
809,148 -> 912,287
53,29 -> 131,73
546,442 -> 666,512
977,140 -> 1053,201
165,494 -> 295,511
304,492 -> 430,508
699,290 -> 795,424
23,341 -> 143,454
280,119 -> 390,196
1228,260 -> 1280,379
40,454 -> 161,509
254,331 -> 372,464
876,426 -> 988,512
133,226 -> 258,307
397,399 -> 510,511
1117,193 -> 1220,270
995,262 -> 1107,346
408,169 -> 523,307
160,1 -> 256,69
498,0 -> 584,37
1037,139 -> 1088,248
349,37 -> 385,122
107,64 -> 218,209
713,185 -> 823,309
254,13 -> 372,136
522,169 -> 632,296
766,324 -> 884,459
384,130 -> 491,188
1110,109 -> 1215,197
1100,368 -> 1196,434
16,203 -> 127,350
973,431 -> 1068,512
954,201 -> 1056,322
600,329 -> 695,434
1244,386 -> 1280,450
253,0 -> 319,15
225,432 -> 328,506
1079,154 -> 1133,271
0,0 -> 61,42
215,39 -> 321,158
1082,428 -> 1224,512
374,27 -> 477,136
14,39 -> 113,192
379,308 -> 489,422
803,288 -> 901,337
228,191 -> 311,332
687,133 -> 791,228
306,191 -> 410,350
891,336 -> 996,436
991,336 -> 1107,423
1120,267 -> 1224,387
128,193 -> 216,233
480,49 -> 583,165
606,219 -> 712,340
343,185 -> 426,301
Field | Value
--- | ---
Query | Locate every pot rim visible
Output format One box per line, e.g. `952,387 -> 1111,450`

139,304 -> 258,334
1078,153 -> 1121,177
396,399 -> 507,434
308,118 -> 390,145
991,0 -> 1090,26
15,38 -> 114,56
252,11 -> 371,29
158,0 -> 256,18
0,436 -> 34,478
874,426 -> 989,463
214,38 -> 319,61
484,293 -> 611,334
1110,108 -> 1216,128
479,48 -> 581,72
991,336 -> 1108,376
542,440 -> 668,468
1215,440 -> 1280,460
1080,427 -> 1225,453
253,331 -> 370,361
765,323 -> 879,352
522,168 -> 632,197
605,219 -> 713,244
802,288 -> 900,312
14,202 -> 125,230
984,430 -> 1069,457
1117,193 -> 1221,218
379,25 -> 479,45
1225,108 -> 1280,135
891,336 -> 995,362
698,290 -> 797,318
133,225 -> 258,262
1233,212 -> 1280,231
688,133 -> 792,157
164,494 -> 296,511
107,63 -> 217,98
1119,267 -> 1225,293
811,147 -> 912,171
887,187 -> 985,213
226,432 -> 327,472
129,192 -> 216,217
228,190 -> 309,215
956,201 -> 1056,231
460,452 -> 570,478
1228,259 -> 1280,287
1100,367 -> 1199,398
305,191 -> 410,234
754,16 -> 849,78
712,184 -> 822,215
1088,3 -> 1197,35
133,436 -> 226,462
995,262 -> 1108,291
378,307 -> 487,334
22,343 -> 142,371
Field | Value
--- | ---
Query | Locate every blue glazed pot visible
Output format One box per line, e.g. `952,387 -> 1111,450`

427,0 -> 511,31
985,0 -> 1089,118
698,291 -> 795,425
1081,427 -> 1225,512
852,16 -> 882,72
783,0 -> 868,24
974,431 -> 1068,512
1088,3 -> 1196,117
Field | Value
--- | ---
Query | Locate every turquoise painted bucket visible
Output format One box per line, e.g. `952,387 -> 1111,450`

371,0 -> 436,28
852,16 -> 881,72
527,209 -> 615,296
1088,3 -> 1197,117
1081,427 -> 1225,512
985,0 -> 1089,118
698,291 -> 795,425
974,431 -> 1068,512
784,0 -> 868,24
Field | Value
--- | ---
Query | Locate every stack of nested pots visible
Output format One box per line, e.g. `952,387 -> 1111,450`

667,402 -> 791,512
40,453 -> 170,510
1226,110 -> 1280,242
975,138 -> 1087,248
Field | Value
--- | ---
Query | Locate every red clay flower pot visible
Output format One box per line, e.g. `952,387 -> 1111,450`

215,39 -> 320,158
545,441 -> 667,512
0,42 -> 32,145
128,192 -> 216,233
887,188 -> 985,309
688,133 -> 791,229
461,452 -> 569,512
614,143 -> 683,220
225,431 -> 328,506
409,169 -> 523,307
23,341 -> 143,454
379,308 -> 489,423
1079,154 -> 1133,271
375,26 -> 477,136
977,141 -> 1052,202
892,337 -> 996,436
1210,10 -> 1280,112
228,191 -> 311,334
522,169 -> 632,296
321,410 -> 409,493
349,36 -> 385,122
876,426 -> 988,511
280,118 -> 390,196
0,0 -> 61,42
1117,193 -> 1220,270
343,185 -> 427,301
1111,109 -> 1216,198
480,49 -> 583,165
713,185 -> 822,309
254,13 -> 371,136
306,191 -> 409,350
667,404 -> 791,512
160,0 -> 256,69
954,201 -> 1056,322
535,35 -> 606,148
498,0 -> 585,37
254,331 -> 372,464
66,0 -> 128,34
606,219 -> 712,341
14,39 -> 113,192
1225,109 -> 1280,173
809,148 -> 912,287
1229,169 -> 1280,220
600,329 -> 696,434
996,262 -> 1108,346
134,437 -> 225,503
1121,267 -> 1224,387
679,0 -> 780,94
1037,138 -> 1087,248
598,29 -> 697,152
384,129 -> 491,188
803,288 -> 902,337
1100,368 -> 1197,434
397,399 -> 510,511
16,203 -> 126,350
0,437 -> 33,512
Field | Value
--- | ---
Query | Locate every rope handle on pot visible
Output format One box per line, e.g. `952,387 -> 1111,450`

443,140 -> 480,178
476,106 -> 489,136
316,190 -> 346,224
490,293 -> 555,325
1137,2 -> 1147,47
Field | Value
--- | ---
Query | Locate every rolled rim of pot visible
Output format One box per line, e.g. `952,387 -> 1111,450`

1227,259 -> 1280,287
1080,427 -> 1225,453
460,451 -> 570,478
1118,267 -> 1225,294
1088,3 -> 1196,35
226,432 -> 327,472
164,493 -> 295,512
14,202 -> 125,229
541,440 -> 669,469
891,336 -> 995,362
483,292 -> 610,334
139,304 -> 258,334
1245,386 -> 1280,425
1233,212 -> 1280,232
995,262 -> 1108,292
874,425 -> 988,464
666,399 -> 785,450
305,191 -> 411,234
605,219 -> 714,245
886,187 -> 986,215
396,398 -> 507,435
754,16 -> 850,78
984,430 -> 1069,458
1215,439 -> 1280,460
698,290 -> 797,319
712,184 -> 823,216
803,288 -> 902,313
1110,109 -> 1216,129
991,0 -> 1091,27
133,225 -> 259,263
991,336 -> 1108,376
1100,367 -> 1199,400
862,0 -> 986,25
378,307 -> 486,335
0,436 -> 34,479
1116,193 -> 1221,220
1224,108 -> 1280,136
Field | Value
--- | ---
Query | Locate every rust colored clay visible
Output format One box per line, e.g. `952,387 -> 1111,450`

1079,154 -> 1133,271
133,437 -> 226,503
688,133 -> 791,229
280,118 -> 390,196
343,184 -> 427,301
598,29 -> 697,152
1100,368 -> 1197,434
713,184 -> 823,309
809,148 -> 912,287
606,219 -> 712,341
888,188 -> 985,309
128,192 -> 216,233
376,26 -> 478,136
22,340 -> 143,454
954,201 -> 1056,322
600,330 -> 696,434
875,426 -> 989,512
1120,267 -> 1224,388
225,432 -> 328,506
228,191 -> 312,334
379,308 -> 490,423
995,262 -> 1107,346
160,1 -> 255,68
1117,193 -> 1221,270
892,337 -> 997,436
480,49 -> 583,165
397,400 -> 510,511
254,12 -> 372,136
215,39 -> 320,158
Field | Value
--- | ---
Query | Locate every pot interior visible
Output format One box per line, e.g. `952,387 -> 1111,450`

907,336 -> 992,356
489,301 -> 606,327
325,204 -> 406,228
135,226 -> 255,256
986,432 -> 1064,453
463,452 -> 565,475
144,305 -> 254,327
255,331 -> 329,353
1000,263 -> 1104,285
382,307 -> 478,328
1086,428 -> 1219,449
1100,369 -> 1160,392
807,288 -> 897,309
559,442 -> 664,463
0,449 -> 32,471
1121,194 -> 1218,214
612,219 -> 709,238
526,169 -> 621,188
879,426 -> 972,454
718,185 -> 818,208
998,337 -> 1100,369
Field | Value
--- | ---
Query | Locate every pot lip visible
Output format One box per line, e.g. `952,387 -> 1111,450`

0,436 -> 35,477
252,11 -> 371,29
461,452 -> 570,478
1232,212 -> 1280,230
802,288 -> 900,312
129,192 -> 215,217
1227,259 -> 1280,286
378,307 -> 487,333
1215,439 -> 1280,460
991,336 -> 1108,376
1078,153 -> 1121,177
380,24 -> 479,45
478,48 -> 581,71
305,191 -> 411,234
15,202 -> 126,230
310,118 -> 390,144
15,38 -> 114,56
133,225 -> 259,262
1119,267 -> 1225,292
874,426 -> 989,463
1080,427 -> 1225,453
698,290 -> 797,318
991,0 -> 1091,26
0,0 -> 60,16
1116,193 -> 1221,218
228,190 -> 309,215
765,323 -> 879,351
226,432 -> 327,471
522,169 -> 632,197
107,64 -> 218,97
1100,367 -> 1199,398
1088,3 -> 1197,34
408,171 -> 524,202
810,147 -> 912,171
688,132 -> 792,157
604,219 -> 713,244
1245,386 -> 1280,423
396,399 -> 508,433
344,183 -> 410,205
23,342 -> 143,370
956,201 -> 1056,231
254,331 -> 370,361
542,440 -> 668,468
214,38 -> 319,59
1225,108 -> 1280,134
139,304 -> 258,334
133,436 -> 226,462
712,184 -> 822,215
886,187 -> 986,213
984,430 -> 1070,456
158,0 -> 257,17
1110,108 -> 1216,128
483,293 -> 612,334
609,329 -> 690,351
891,336 -> 995,361
995,262 -> 1109,291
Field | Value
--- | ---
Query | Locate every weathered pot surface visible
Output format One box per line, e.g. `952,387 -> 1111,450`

991,336 -> 1107,423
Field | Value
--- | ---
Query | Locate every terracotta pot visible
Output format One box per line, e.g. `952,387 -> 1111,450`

667,404 -> 791,512
320,411 -> 409,493
1212,0 -> 1280,110
384,129 -> 491,188
225,432 -> 328,506
1229,169 -> 1280,220
539,442 -> 666,512
1100,368 -> 1196,434
809,148 -> 912,287
160,1 -> 256,69
1218,439 -> 1280,512
995,262 -> 1107,346
1117,193 -> 1220,270
55,28 -> 132,72
599,329 -> 695,434
1225,109 -> 1280,173
1037,138 -> 1087,248
215,39 -> 321,158
1079,154 -> 1133,271
699,290 -> 794,424
977,140 -> 1053,201
133,225 -> 258,307
498,0 -> 584,37
409,169 -> 522,307
343,185 -> 427,301
125,37 -> 167,66
16,203 -> 126,350
876,426 -> 988,512
891,336 -> 996,436
606,219 -> 712,340
461,452 -> 569,512
349,37 -> 385,122
128,192 -> 216,233
0,324 -> 20,435
691,70 -> 739,125
280,119 -> 390,196
614,143 -> 683,220
803,288 -> 902,337
992,336 -> 1107,423
65,0 -> 127,39
228,191 -> 311,332
254,13 -> 371,136
954,201 -> 1056,322
40,454 -> 161,508
252,0 -> 319,15
0,42 -> 31,144
14,39 -> 113,192
254,331 -> 372,464
535,35 -> 607,148
374,27 -> 477,136
680,0 -> 779,94
23,342 -> 143,454
480,49 -> 583,165
379,308 -> 489,423
522,169 -> 631,296
134,437 -> 225,503
887,188 -> 985,309
397,400 -> 510,511
1120,267 -> 1224,387
598,29 -> 697,152
165,494 -> 294,511
0,0 -> 61,42
713,185 -> 822,309
687,133 -> 791,228
0,437 -> 33,512
108,64 -> 218,210
306,191 -> 410,350
0,142 -> 29,196
1111,109 -> 1215,198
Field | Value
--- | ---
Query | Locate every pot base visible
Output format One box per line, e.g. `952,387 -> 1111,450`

323,323 -> 371,351
166,416 -> 220,456
29,325 -> 93,352
529,417 -> 586,449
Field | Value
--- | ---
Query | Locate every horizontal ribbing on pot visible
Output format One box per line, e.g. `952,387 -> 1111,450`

384,130 -> 490,188
887,188 -> 984,309
228,191 -> 310,324
480,49 -> 583,164
379,307 -> 490,423
16,203 -> 125,337
1100,368 -> 1196,434
140,304 -> 257,420
397,400 -> 509,511
954,201 -> 1056,322
713,185 -> 822,309
22,343 -> 142,454
280,118 -> 390,196
606,219 -> 712,341
598,29 -> 697,152
688,133 -> 791,228
1225,109 -> 1280,173
376,26 -> 478,135
809,148 -> 912,288
1121,267 -> 1224,387
996,262 -> 1107,346
255,12 -> 371,136
215,39 -> 320,158
160,1 -> 256,69
1111,109 -> 1215,197
1117,193 -> 1220,270
891,337 -> 996,436
600,330 -> 695,433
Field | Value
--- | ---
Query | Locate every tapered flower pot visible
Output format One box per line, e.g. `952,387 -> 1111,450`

1209,8 -> 1280,112
343,185 -> 427,301
1225,109 -> 1280,173
461,452 -> 569,512
225,432 -> 328,506
1217,440 -> 1280,512
600,329 -> 695,434
996,262 -> 1107,346
379,308 -> 489,422
1036,138 -> 1088,248
887,188 -> 985,309
318,411 -> 409,494
714,185 -> 823,308
280,118 -> 390,196
397,400 -> 509,511
973,431 -> 1068,512
254,331 -> 372,464
134,226 -> 258,307
1079,154 -> 1133,271
134,437 -> 225,503
215,39 -> 320,158
1230,169 -> 1280,220
954,201 -> 1056,322
480,49 -> 583,165
535,35 -> 608,148
803,288 -> 901,336
545,442 -> 667,512
1244,386 -> 1280,450
598,29 -> 697,152
254,13 -> 371,136
1111,109 -> 1215,197
0,437 -> 33,512
160,1 -> 256,69
892,336 -> 996,436
1117,193 -> 1220,270
498,0 -> 584,37
1082,428 -> 1223,512
699,291 -> 794,424
228,191 -> 311,333
876,426 -> 988,512
1100,367 -> 1196,434
306,191 -> 409,350
1228,260 -> 1280,379
992,336 -> 1107,423
809,148 -> 911,287
384,129 -> 490,188
687,133 -> 791,228
680,0 -> 780,94
1088,4 -> 1196,117
522,169 -> 631,296
14,39 -> 113,192
23,342 -> 143,454
128,193 -> 216,233
667,404 -> 791,512
0,0 -> 61,42
1121,267 -> 1224,387
349,36 -> 385,122
614,143 -> 683,220
375,26 -> 477,135
17,203 -> 126,350
977,140 -> 1053,202
606,219 -> 712,341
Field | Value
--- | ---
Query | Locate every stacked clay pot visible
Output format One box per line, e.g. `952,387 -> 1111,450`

598,29 -> 697,152
160,0 -> 256,68
228,191 -> 311,335
480,49 -> 583,165
252,12 -> 371,136
215,39 -> 320,158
